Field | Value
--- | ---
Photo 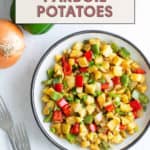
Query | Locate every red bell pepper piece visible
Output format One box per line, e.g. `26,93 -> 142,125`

130,100 -> 142,111
133,68 -> 146,74
57,98 -> 68,108
101,82 -> 109,90
112,76 -> 120,85
75,75 -> 83,87
54,83 -> 63,92
63,62 -> 72,75
120,124 -> 127,130
132,111 -> 138,119
70,123 -> 80,135
84,51 -> 93,61
88,123 -> 97,132
105,104 -> 114,112
79,67 -> 88,73
62,104 -> 71,116
52,110 -> 63,123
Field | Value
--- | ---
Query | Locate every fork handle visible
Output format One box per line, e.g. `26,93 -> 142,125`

6,131 -> 17,150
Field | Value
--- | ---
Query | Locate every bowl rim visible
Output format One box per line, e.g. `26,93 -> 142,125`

31,30 -> 150,150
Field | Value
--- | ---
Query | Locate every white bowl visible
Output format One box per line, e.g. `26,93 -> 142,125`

31,30 -> 150,150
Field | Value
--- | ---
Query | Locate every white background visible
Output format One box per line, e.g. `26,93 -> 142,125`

0,0 -> 150,150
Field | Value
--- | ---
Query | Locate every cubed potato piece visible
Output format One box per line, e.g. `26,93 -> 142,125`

72,42 -> 83,51
136,84 -> 147,93
65,75 -> 75,89
87,132 -> 97,142
89,38 -> 101,46
46,100 -> 55,109
95,56 -> 103,64
97,93 -> 106,108
102,44 -> 113,57
62,124 -> 71,134
127,122 -> 137,131
131,62 -> 140,70
77,57 -> 89,67
94,70 -> 102,80
54,64 -> 63,76
75,117 -> 83,123
113,66 -> 123,76
86,104 -> 96,115
88,66 -> 98,73
112,56 -> 123,66
111,134 -> 123,144
81,141 -> 90,148
76,87 -> 83,93
106,112 -> 114,119
121,94 -> 129,103
51,123 -> 61,135
71,102 -> 82,113
107,119 -> 118,131
43,106 -> 50,115
85,95 -> 94,105
55,55 -> 62,62
100,61 -> 110,72
121,117 -> 130,125
120,103 -> 132,113
43,88 -> 54,96
85,84 -> 96,95
107,132 -> 113,141
79,124 -> 88,137
95,112 -> 103,124
41,95 -> 50,103
79,108 -> 86,118
70,49 -> 83,58
66,116 -> 76,125
130,74 -> 145,83
68,58 -> 75,66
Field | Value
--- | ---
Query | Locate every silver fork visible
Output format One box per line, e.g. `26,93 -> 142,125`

0,96 -> 16,149
11,123 -> 31,150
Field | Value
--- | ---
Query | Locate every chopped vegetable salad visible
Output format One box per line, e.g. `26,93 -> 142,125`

41,38 -> 149,150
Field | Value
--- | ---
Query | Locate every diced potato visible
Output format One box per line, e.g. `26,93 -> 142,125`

79,108 -> 87,118
85,84 -> 96,95
97,93 -> 106,108
66,116 -> 76,125
71,102 -> 82,113
95,56 -> 103,64
95,112 -> 103,124
76,87 -> 83,93
79,124 -> 88,137
87,132 -> 97,142
77,57 -> 89,67
127,122 -> 137,131
46,100 -> 55,109
89,38 -> 101,46
70,49 -> 83,58
68,58 -> 75,66
75,117 -> 83,123
43,88 -> 54,96
94,70 -> 102,80
55,55 -> 62,62
86,104 -> 96,115
136,84 -> 147,93
51,123 -> 61,135
41,95 -> 50,103
107,119 -> 119,131
43,106 -> 50,115
90,144 -> 100,150
62,124 -> 71,134
112,66 -> 123,76
130,74 -> 145,83
111,134 -> 123,144
85,95 -> 94,105
126,112 -> 134,122
54,64 -> 63,76
121,94 -> 129,103
101,44 -> 113,57
88,66 -> 98,73
99,133 -> 108,142
120,103 -> 132,113
107,132 -> 113,141
112,56 -> 123,66
81,141 -> 90,148
100,61 -> 110,72
121,117 -> 130,125
131,61 -> 140,70
65,75 -> 75,89
106,112 -> 114,119
72,42 -> 83,51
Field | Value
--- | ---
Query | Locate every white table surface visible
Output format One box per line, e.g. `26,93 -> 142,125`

0,0 -> 150,150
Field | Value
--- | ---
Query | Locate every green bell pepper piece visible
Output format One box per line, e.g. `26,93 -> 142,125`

121,74 -> 130,87
139,93 -> 149,104
111,42 -> 119,53
50,91 -> 62,101
118,47 -> 130,59
84,115 -> 93,124
66,134 -> 76,143
50,127 -> 56,133
47,68 -> 54,78
92,44 -> 100,55
99,141 -> 110,150
10,0 -> 53,34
